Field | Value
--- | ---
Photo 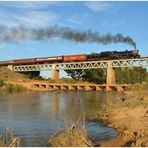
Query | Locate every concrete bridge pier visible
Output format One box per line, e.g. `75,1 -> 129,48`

8,65 -> 14,71
106,61 -> 116,85
51,69 -> 59,80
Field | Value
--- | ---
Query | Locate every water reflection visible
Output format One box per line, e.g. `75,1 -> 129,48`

0,91 -> 119,146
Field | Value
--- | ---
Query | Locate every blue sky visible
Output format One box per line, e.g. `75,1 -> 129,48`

0,1 -> 148,77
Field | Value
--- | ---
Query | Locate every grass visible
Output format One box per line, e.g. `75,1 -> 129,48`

0,67 -> 29,82
49,114 -> 93,147
0,79 -> 4,87
3,83 -> 27,93
47,77 -> 93,84
143,101 -> 148,107
127,83 -> 148,108
0,128 -> 21,147
49,129 -> 89,147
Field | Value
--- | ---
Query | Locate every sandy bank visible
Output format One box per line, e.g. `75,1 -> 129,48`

99,83 -> 148,147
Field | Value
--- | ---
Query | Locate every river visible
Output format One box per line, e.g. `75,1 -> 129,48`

0,91 -> 122,146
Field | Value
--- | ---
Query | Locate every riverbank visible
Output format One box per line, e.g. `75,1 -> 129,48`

0,67 -> 29,92
0,83 -> 27,93
98,83 -> 148,146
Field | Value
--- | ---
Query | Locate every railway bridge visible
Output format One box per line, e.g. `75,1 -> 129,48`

7,57 -> 148,85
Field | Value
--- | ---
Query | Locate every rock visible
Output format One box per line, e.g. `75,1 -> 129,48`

133,131 -> 138,137
121,130 -> 135,141
143,96 -> 148,101
144,112 -> 148,118
120,98 -> 126,101
135,139 -> 143,146
131,142 -> 136,146
139,97 -> 144,101
135,129 -> 147,139
108,124 -> 113,128
141,140 -> 148,147
135,138 -> 148,147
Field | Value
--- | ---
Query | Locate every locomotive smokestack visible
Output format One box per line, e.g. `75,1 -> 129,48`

0,25 -> 136,48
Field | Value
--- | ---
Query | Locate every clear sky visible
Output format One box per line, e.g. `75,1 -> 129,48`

0,1 -> 147,77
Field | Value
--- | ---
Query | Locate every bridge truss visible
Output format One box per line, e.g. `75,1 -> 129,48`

13,57 -> 148,72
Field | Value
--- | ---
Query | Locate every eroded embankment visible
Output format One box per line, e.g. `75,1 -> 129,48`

98,83 -> 148,147
0,67 -> 29,92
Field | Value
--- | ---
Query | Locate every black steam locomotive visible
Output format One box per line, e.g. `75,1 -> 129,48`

87,50 -> 140,60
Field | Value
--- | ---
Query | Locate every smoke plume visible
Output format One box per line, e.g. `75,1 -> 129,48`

0,25 -> 136,48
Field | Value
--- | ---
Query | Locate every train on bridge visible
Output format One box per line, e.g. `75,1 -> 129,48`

0,50 -> 140,66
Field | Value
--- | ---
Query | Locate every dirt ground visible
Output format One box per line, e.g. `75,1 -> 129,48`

0,67 -> 29,82
99,83 -> 148,147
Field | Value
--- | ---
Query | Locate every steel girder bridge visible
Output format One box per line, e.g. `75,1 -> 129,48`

13,57 -> 148,72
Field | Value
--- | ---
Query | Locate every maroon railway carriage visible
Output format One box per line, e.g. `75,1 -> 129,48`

63,54 -> 87,62
36,56 -> 63,63
0,60 -> 12,66
14,56 -> 63,65
13,56 -> 63,65
12,58 -> 36,65
0,56 -> 64,65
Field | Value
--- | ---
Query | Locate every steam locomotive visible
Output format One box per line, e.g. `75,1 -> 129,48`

0,50 -> 140,66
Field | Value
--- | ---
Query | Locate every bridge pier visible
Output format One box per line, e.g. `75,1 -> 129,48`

106,86 -> 112,91
106,61 -> 116,85
8,65 -> 14,71
51,69 -> 59,80
115,86 -> 125,92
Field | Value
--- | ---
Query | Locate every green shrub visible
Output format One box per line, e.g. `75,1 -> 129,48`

47,78 -> 56,83
4,83 -> 27,93
15,85 -> 27,92
34,76 -> 45,80
0,79 -> 4,87
5,83 -> 13,92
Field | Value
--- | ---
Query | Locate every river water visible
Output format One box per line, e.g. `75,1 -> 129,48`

0,91 -> 121,146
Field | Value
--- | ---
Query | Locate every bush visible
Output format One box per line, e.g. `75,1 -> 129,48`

5,83 -> 13,92
4,83 -> 27,93
15,85 -> 27,92
0,79 -> 4,87
34,76 -> 45,80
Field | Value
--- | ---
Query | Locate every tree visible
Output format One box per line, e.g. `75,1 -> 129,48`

116,67 -> 147,84
83,69 -> 106,84
21,71 -> 40,79
65,69 -> 106,84
65,67 -> 147,84
65,70 -> 85,80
